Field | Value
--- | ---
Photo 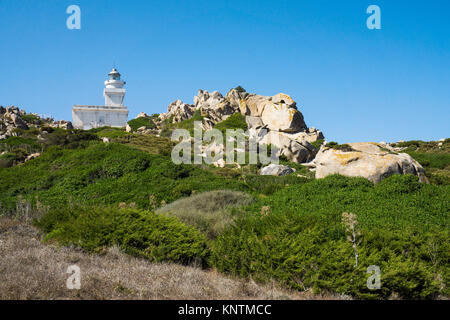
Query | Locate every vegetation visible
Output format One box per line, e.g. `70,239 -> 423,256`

0,124 -> 448,299
20,113 -> 43,125
37,206 -> 208,264
395,140 -> 450,185
157,190 -> 253,239
0,152 -> 16,168
160,110 -> 204,138
127,117 -> 156,132
311,139 -> 324,150
210,174 -> 449,299
325,141 -> 355,152
0,216 -> 323,300
89,126 -> 130,139
234,86 -> 246,93
214,113 -> 248,133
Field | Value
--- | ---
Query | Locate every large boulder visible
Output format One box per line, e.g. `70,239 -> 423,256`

307,142 -> 428,184
5,106 -> 20,116
245,116 -> 264,130
257,130 -> 316,163
229,90 -> 307,132
261,102 -> 306,132
195,90 -> 239,123
25,153 -> 41,162
8,113 -> 29,130
260,164 -> 295,176
55,120 -> 73,130
238,94 -> 271,117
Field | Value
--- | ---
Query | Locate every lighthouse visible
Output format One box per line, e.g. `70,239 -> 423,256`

72,68 -> 129,130
104,68 -> 126,106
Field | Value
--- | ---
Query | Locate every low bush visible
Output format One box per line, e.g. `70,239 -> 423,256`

160,110 -> 204,137
406,151 -> 450,170
37,206 -> 209,264
0,152 -> 15,168
91,127 -> 130,139
311,139 -> 324,150
21,114 -> 43,125
41,129 -> 98,149
242,174 -> 309,195
157,190 -> 253,239
127,118 -> 156,131
325,141 -> 355,152
0,136 -> 40,149
214,113 -> 248,133
234,85 -> 246,93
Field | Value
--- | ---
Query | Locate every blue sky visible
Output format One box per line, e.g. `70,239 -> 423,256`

0,0 -> 448,142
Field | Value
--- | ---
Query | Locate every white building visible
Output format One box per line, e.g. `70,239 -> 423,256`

72,68 -> 129,129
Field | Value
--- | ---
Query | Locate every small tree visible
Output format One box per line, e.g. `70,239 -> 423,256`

342,212 -> 361,267
234,85 -> 246,93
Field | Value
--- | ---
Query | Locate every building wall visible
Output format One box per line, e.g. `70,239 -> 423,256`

72,106 -> 128,130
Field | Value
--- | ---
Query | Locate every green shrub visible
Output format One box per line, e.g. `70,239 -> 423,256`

214,113 -> 248,133
42,129 -> 98,149
37,206 -> 209,264
311,139 -> 324,150
101,152 -> 149,178
127,118 -> 156,131
234,86 -> 246,93
172,110 -> 204,134
21,114 -> 42,125
91,127 -> 130,139
0,136 -> 40,149
242,174 -> 309,195
406,151 -> 450,170
325,141 -> 355,152
0,152 -> 15,168
209,174 -> 449,299
157,190 -> 253,239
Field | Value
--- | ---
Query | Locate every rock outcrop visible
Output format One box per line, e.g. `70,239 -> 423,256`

136,112 -> 151,119
159,100 -> 196,123
25,153 -> 41,162
53,120 -> 73,130
0,106 -> 73,141
157,88 -> 324,163
305,142 -> 428,184
260,164 -> 295,176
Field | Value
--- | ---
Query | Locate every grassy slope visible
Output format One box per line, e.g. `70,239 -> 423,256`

1,217 -> 330,300
0,127 -> 449,299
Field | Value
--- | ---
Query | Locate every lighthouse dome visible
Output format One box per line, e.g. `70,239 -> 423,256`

108,68 -> 121,80
105,67 -> 125,88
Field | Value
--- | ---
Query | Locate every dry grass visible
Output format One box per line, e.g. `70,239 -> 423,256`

0,217 -> 349,300
157,190 -> 253,239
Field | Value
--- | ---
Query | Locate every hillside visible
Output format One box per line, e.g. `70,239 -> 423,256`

0,101 -> 449,300
2,217 -> 339,300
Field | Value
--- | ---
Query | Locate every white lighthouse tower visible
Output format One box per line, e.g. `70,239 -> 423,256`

104,68 -> 126,106
72,68 -> 129,129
